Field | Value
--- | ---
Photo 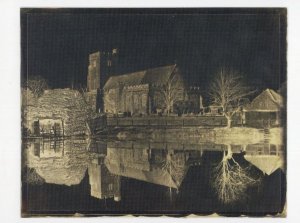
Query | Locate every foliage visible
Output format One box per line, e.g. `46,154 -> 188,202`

78,87 -> 97,116
26,75 -> 49,97
23,168 -> 45,185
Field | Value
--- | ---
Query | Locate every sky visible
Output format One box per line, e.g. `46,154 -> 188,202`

21,8 -> 287,93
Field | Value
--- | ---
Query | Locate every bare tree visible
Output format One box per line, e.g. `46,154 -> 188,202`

159,74 -> 183,116
26,75 -> 49,97
209,68 -> 255,128
78,86 -> 89,102
211,145 -> 260,204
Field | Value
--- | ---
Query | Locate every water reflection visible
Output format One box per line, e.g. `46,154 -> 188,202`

24,139 -> 90,186
84,140 -> 204,203
88,157 -> 121,201
22,137 -> 285,215
244,144 -> 284,175
211,145 -> 261,204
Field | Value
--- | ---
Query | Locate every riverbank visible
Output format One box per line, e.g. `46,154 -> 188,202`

106,126 -> 284,145
214,127 -> 264,145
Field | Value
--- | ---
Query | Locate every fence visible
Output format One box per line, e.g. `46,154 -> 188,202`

107,116 -> 229,127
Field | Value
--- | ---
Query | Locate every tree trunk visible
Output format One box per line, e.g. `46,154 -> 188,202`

167,105 -> 170,116
227,118 -> 232,128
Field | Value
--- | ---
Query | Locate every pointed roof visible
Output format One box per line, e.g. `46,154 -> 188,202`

244,89 -> 283,112
244,155 -> 284,175
104,64 -> 177,90
104,148 -> 187,189
105,160 -> 186,189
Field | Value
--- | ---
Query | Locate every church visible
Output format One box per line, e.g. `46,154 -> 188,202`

103,64 -> 186,115
85,50 -> 201,116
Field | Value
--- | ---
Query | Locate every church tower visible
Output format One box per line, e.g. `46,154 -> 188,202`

87,52 -> 101,91
87,49 -> 119,92
86,49 -> 119,112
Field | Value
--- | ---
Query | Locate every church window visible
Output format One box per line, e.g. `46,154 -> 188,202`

142,94 -> 148,109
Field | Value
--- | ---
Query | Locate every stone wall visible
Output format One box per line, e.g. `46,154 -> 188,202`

107,116 -> 227,127
22,88 -> 94,136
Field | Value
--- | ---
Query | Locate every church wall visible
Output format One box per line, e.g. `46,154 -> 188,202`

104,84 -> 149,115
150,71 -> 186,114
104,88 -> 118,114
101,65 -> 188,116
122,85 -> 149,115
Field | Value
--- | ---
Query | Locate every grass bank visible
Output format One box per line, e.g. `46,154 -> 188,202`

108,126 -> 284,145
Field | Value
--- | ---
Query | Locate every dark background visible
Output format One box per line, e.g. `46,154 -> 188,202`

21,8 -> 287,93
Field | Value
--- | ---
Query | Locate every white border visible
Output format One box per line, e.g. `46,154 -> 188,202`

1,0 -> 299,223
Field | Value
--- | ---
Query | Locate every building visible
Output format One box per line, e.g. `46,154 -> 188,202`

22,88 -> 93,136
85,51 -> 203,115
86,49 -> 119,112
103,64 -> 186,115
32,118 -> 64,137
244,89 -> 284,127
177,86 -> 203,114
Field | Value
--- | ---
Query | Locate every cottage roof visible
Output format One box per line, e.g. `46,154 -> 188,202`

244,88 -> 283,112
278,81 -> 287,96
244,155 -> 284,175
104,64 -> 177,90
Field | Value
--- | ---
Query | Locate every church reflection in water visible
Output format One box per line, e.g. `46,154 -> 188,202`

86,140 -> 204,201
23,138 -> 285,204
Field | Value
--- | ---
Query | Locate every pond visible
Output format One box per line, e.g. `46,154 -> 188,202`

21,137 -> 286,217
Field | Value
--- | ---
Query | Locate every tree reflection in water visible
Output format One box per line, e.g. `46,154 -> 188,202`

159,151 -> 184,202
211,145 -> 261,204
159,152 -> 186,190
